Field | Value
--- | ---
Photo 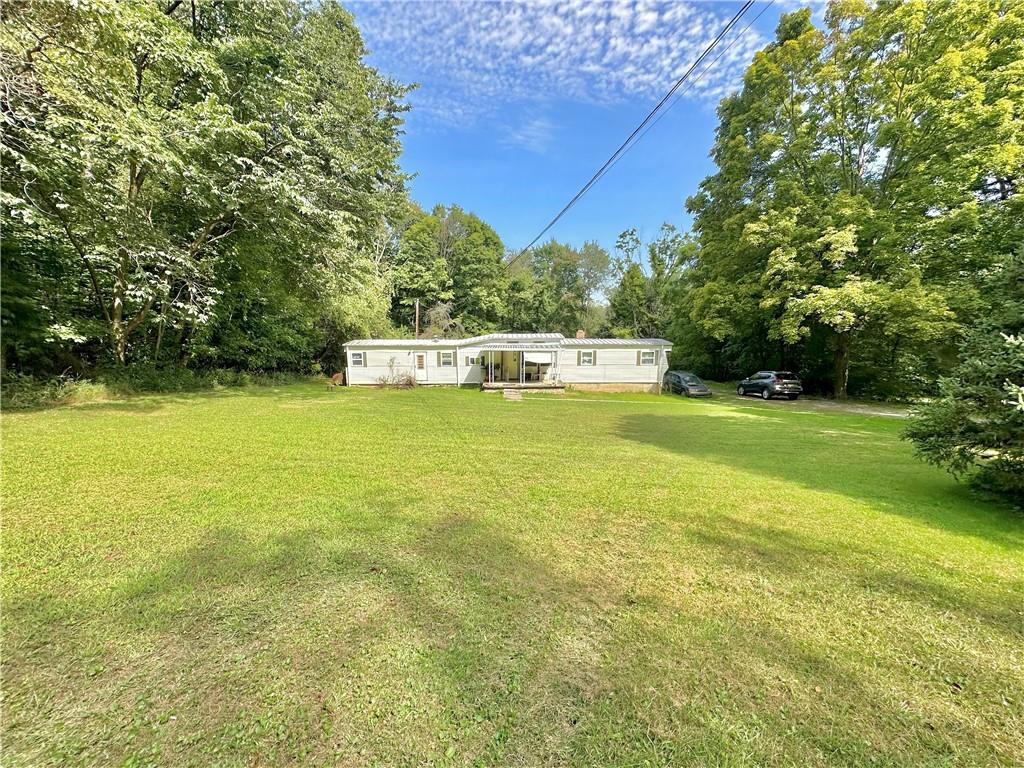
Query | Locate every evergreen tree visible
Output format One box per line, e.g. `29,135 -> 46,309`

904,248 -> 1024,502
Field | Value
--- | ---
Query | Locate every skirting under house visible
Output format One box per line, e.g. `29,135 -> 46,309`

342,333 -> 672,391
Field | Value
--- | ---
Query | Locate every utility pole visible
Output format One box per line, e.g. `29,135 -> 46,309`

414,299 -> 420,338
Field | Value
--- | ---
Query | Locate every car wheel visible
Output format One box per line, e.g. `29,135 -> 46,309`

787,394 -> 799,400
761,389 -> 771,400
736,385 -> 744,396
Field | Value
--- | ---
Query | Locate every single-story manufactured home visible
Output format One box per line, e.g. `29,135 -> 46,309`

343,332 -> 672,392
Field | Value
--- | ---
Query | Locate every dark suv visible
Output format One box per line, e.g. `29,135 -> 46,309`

663,370 -> 712,397
737,371 -> 803,400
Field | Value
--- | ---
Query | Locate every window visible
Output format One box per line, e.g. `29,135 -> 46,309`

465,355 -> 482,366
439,351 -> 454,367
579,350 -> 595,366
350,351 -> 365,367
639,350 -> 656,366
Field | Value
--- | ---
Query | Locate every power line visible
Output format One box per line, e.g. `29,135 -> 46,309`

506,0 -> 759,269
579,0 -> 775,196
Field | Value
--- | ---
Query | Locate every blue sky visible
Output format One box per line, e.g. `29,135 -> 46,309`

347,1 -> 810,257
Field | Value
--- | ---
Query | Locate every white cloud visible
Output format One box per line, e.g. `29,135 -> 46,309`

347,0 -> 769,127
500,116 -> 554,152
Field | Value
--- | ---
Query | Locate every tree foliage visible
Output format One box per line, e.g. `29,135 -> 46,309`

676,1 -> 1024,397
1,0 -> 408,372
390,204 -> 505,334
526,239 -> 611,335
903,249 -> 1024,501
606,225 -> 695,338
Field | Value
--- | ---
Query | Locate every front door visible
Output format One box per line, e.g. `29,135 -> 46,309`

413,352 -> 427,382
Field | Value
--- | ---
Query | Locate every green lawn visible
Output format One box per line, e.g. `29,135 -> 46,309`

3,384 -> 1022,767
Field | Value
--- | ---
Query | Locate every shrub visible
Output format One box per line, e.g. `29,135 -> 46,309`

1,367 -> 313,409
0,373 -> 111,409
376,361 -> 415,388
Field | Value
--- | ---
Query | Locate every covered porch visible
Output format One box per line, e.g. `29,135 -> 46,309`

479,342 -> 561,389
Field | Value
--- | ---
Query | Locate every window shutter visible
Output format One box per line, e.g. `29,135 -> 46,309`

436,351 -> 442,367
577,350 -> 581,365
592,351 -> 597,365
636,350 -> 641,366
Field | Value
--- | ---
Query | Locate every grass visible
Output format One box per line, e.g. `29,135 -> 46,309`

2,383 -> 1022,767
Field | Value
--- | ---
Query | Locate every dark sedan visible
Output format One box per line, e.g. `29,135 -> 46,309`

664,370 -> 712,397
737,371 -> 803,400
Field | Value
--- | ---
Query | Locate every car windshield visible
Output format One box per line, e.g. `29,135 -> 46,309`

775,372 -> 799,381
681,375 -> 702,385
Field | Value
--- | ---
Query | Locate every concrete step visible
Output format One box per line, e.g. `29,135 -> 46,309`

503,389 -> 523,401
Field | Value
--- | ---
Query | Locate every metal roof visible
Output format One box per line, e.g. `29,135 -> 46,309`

561,337 -> 672,346
465,332 -> 564,344
478,342 -> 562,351
343,338 -> 460,348
343,333 -> 671,348
344,332 -> 563,348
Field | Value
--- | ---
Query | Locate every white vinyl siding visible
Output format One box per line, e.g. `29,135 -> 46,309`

429,350 -> 459,383
459,347 -> 485,384
346,349 -> 411,385
346,347 -> 460,385
560,346 -> 668,385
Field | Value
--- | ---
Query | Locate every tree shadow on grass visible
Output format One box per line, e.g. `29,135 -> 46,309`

683,518 -> 1023,640
616,412 -> 1024,548
3,512 -> 609,766
6,504 -> 1021,766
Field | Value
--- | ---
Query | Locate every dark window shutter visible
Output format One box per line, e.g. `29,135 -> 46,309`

577,350 -> 581,365
636,350 -> 641,365
436,351 -> 442,367
592,351 -> 597,365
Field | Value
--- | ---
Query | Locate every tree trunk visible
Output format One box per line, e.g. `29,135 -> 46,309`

154,312 -> 166,363
834,331 -> 852,399
178,324 -> 192,366
111,251 -> 127,365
